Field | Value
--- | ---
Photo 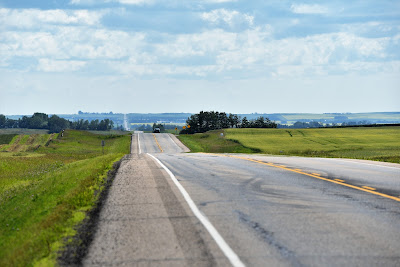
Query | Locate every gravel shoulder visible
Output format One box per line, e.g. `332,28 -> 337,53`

82,134 -> 227,266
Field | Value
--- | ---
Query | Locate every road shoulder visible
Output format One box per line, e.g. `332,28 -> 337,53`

83,153 -> 227,266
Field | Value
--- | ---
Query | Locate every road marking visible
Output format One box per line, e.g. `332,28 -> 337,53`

137,133 -> 141,154
334,179 -> 345,182
223,155 -> 400,203
312,173 -> 321,176
152,134 -> 164,153
316,157 -> 400,170
166,133 -> 183,152
362,186 -> 376,191
147,154 -> 245,267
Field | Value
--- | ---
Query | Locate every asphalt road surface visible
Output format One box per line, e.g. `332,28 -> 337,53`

84,133 -> 400,266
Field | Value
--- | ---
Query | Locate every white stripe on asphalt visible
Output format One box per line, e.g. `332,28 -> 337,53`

138,133 -> 141,154
167,133 -> 183,153
147,153 -> 246,267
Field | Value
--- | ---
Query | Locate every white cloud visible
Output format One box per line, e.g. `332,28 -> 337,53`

202,0 -> 237,2
37,59 -> 86,72
0,5 -> 395,79
2,25 -> 394,77
201,9 -> 254,28
1,27 -> 146,60
154,29 -> 238,58
117,0 -> 155,4
70,0 -> 155,5
214,31 -> 390,76
0,8 -> 103,28
290,4 -> 329,14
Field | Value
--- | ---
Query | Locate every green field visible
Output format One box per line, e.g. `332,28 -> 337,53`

179,127 -> 400,163
0,130 -> 130,266
178,130 -> 258,153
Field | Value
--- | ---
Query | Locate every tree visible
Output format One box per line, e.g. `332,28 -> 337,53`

241,117 -> 249,128
5,118 -> 18,128
0,115 -> 5,128
48,115 -> 70,133
228,113 -> 240,128
89,119 -> 99,130
29,113 -> 49,129
0,112 -> 115,132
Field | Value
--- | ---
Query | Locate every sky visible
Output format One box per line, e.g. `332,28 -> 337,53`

0,0 -> 399,115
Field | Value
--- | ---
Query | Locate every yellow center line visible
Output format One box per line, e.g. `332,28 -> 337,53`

152,133 -> 163,153
214,154 -> 400,203
362,186 -> 376,191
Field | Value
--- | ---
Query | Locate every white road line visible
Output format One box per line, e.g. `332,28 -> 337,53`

316,157 -> 400,170
138,133 -> 141,154
166,133 -> 182,152
147,153 -> 246,267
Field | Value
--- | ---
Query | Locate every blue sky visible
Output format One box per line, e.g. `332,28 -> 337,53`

0,0 -> 399,114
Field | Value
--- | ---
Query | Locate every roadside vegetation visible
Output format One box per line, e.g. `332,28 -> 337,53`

178,130 -> 259,153
181,111 -> 277,134
178,127 -> 400,164
0,113 -> 116,133
0,130 -> 130,266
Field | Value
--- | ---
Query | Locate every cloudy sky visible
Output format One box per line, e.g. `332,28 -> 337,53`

0,0 -> 399,115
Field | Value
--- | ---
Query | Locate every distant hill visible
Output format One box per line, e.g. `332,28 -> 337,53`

5,112 -> 400,128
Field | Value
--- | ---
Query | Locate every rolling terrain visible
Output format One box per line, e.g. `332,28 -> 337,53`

0,130 -> 130,266
179,127 -> 400,163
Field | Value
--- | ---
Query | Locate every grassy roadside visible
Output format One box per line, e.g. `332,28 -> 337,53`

0,130 -> 130,266
178,127 -> 400,164
177,130 -> 259,153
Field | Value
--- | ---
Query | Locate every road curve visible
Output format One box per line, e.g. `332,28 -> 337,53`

84,133 -> 400,266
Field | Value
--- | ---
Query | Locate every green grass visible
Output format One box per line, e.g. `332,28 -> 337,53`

225,127 -> 400,163
0,130 -> 131,266
0,129 -> 50,135
0,134 -> 17,145
280,112 -> 400,121
179,127 -> 400,164
178,130 -> 259,153
0,133 -> 57,153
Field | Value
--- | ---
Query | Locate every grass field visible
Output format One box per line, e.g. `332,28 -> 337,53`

179,127 -> 400,163
0,129 -> 50,135
178,130 -> 258,153
0,130 -> 130,266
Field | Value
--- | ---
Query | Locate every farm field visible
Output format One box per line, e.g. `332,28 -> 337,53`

278,112 -> 400,121
178,127 -> 400,164
178,130 -> 258,154
225,127 -> 400,163
0,130 -> 130,266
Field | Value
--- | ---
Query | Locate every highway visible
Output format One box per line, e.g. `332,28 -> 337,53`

84,133 -> 400,266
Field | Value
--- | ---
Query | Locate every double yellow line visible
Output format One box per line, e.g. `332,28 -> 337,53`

221,154 -> 400,202
152,134 -> 163,153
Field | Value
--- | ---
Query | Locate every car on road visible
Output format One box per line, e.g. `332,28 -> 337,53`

153,128 -> 161,133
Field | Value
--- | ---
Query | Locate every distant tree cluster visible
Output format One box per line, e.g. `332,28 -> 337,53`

72,119 -> 114,131
182,111 -> 277,134
0,113 -> 114,133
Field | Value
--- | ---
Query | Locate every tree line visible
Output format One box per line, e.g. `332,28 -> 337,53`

0,113 -> 114,133
181,111 -> 277,134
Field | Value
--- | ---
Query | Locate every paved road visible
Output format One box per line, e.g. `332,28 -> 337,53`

85,133 -> 400,266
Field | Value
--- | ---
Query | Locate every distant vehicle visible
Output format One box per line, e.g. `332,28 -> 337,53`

153,128 -> 161,133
